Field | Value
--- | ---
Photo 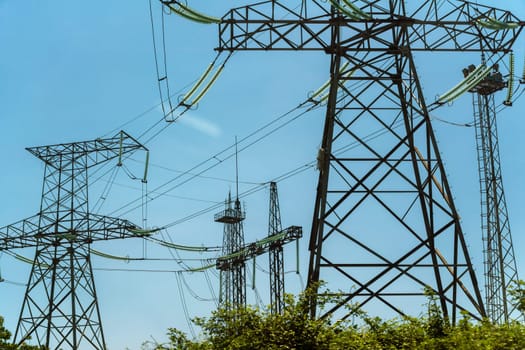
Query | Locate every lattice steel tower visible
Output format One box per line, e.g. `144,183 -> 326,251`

0,131 -> 147,350
468,64 -> 523,323
215,193 -> 247,308
211,0 -> 524,323
268,182 -> 285,314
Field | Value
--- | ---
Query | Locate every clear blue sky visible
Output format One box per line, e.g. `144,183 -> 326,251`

1,1 -> 525,349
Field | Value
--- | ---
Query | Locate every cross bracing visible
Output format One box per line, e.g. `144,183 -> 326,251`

0,131 -> 147,350
207,0 -> 525,324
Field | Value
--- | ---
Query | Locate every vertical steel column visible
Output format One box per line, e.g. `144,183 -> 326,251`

268,182 -> 284,314
216,194 -> 247,309
473,93 -> 522,323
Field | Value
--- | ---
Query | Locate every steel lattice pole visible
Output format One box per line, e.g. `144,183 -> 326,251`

268,182 -> 285,314
473,92 -> 522,324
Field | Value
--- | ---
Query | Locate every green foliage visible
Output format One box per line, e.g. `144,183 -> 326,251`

0,316 -> 45,350
145,287 -> 525,350
508,279 -> 525,314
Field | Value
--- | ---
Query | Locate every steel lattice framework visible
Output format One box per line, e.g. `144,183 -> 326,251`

211,0 -> 524,323
215,194 -> 247,308
214,184 -> 302,313
0,131 -> 147,350
472,90 -> 522,324
268,182 -> 285,314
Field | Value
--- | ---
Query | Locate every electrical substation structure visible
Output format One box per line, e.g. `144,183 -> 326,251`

466,62 -> 523,324
215,193 -> 247,308
0,131 -> 148,350
215,185 -> 303,311
210,0 -> 524,323
268,181 -> 285,315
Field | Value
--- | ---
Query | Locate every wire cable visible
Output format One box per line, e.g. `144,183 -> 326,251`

175,271 -> 197,338
109,101 -> 320,218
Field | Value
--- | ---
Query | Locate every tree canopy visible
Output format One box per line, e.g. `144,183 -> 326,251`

143,284 -> 525,350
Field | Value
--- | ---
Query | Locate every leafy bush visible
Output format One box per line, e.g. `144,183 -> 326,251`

144,285 -> 525,350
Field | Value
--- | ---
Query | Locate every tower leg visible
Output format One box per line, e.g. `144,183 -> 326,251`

15,242 -> 106,350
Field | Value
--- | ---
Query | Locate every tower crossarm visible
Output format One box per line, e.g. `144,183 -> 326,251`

0,214 -> 41,250
26,130 -> 146,170
216,0 -> 522,53
216,226 -> 302,270
0,213 -> 143,250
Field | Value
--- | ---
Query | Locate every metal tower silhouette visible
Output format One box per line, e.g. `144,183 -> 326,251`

268,182 -> 284,314
215,193 -> 247,308
467,64 -> 523,323
211,0 -> 523,323
214,184 -> 302,312
0,131 -> 147,350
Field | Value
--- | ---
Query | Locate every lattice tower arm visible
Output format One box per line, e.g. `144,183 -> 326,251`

0,214 -> 143,251
216,0 -> 523,52
216,226 -> 302,270
26,130 -> 145,170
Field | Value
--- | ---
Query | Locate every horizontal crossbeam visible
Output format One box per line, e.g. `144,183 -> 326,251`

216,226 -> 302,270
26,130 -> 146,170
217,0 -> 522,52
0,213 -> 143,250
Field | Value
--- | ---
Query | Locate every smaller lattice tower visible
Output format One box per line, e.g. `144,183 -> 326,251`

467,60 -> 523,324
0,131 -> 147,350
215,192 -> 247,309
268,182 -> 285,314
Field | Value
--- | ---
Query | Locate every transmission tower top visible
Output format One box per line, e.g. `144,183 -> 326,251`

217,0 -> 523,53
215,193 -> 245,224
0,131 -> 148,251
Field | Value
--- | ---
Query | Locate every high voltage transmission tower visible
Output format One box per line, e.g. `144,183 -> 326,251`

464,60 -> 523,324
193,0 -> 525,324
0,131 -> 148,350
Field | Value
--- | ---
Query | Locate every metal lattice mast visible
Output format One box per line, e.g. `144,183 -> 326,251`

209,0 -> 524,323
215,193 -> 247,309
268,182 -> 284,314
0,131 -> 147,350
470,75 -> 522,323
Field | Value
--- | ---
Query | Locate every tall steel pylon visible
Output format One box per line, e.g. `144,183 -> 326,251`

207,0 -> 524,323
468,66 -> 523,323
268,182 -> 285,314
0,131 -> 147,350
215,193 -> 247,309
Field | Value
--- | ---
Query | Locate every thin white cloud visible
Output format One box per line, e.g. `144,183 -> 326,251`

155,104 -> 222,138
179,114 -> 222,138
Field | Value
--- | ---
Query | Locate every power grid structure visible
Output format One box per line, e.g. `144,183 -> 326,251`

465,60 -> 523,324
0,131 -> 148,350
208,0 -> 525,324
215,184 -> 303,311
215,193 -> 247,308
268,181 -> 285,315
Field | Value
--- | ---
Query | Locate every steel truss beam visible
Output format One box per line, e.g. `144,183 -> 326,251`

217,1 -> 522,53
